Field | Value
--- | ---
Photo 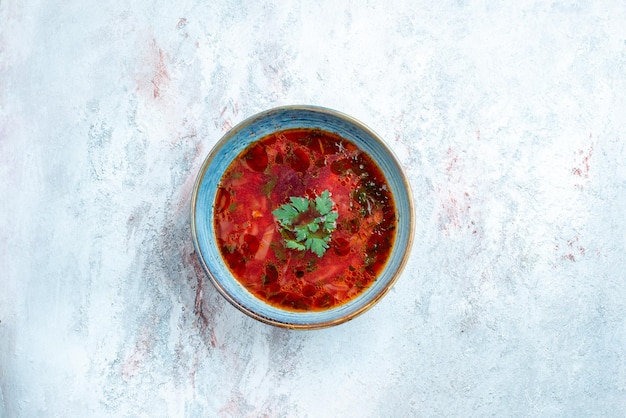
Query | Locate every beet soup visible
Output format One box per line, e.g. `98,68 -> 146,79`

214,128 -> 396,311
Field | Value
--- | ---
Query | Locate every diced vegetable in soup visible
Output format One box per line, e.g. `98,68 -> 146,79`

214,128 -> 396,311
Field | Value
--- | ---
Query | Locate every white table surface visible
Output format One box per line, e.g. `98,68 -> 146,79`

2,1 -> 626,416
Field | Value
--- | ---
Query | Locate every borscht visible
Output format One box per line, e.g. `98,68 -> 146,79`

214,128 -> 396,311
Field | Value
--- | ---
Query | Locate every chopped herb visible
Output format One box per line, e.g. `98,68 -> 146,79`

305,259 -> 318,273
261,175 -> 278,197
272,189 -> 338,257
270,241 -> 287,262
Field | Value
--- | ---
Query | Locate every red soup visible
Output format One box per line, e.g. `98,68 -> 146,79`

214,128 -> 396,311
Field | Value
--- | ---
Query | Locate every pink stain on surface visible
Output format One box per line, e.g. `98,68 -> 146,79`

120,330 -> 152,380
438,147 -> 477,236
217,102 -> 240,132
438,189 -> 475,236
571,135 -> 594,189
555,236 -> 586,262
135,38 -> 171,100
445,147 -> 459,174
218,392 -> 245,417
572,147 -> 593,177
151,45 -> 170,99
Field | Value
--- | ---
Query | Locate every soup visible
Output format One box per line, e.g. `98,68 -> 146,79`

214,128 -> 396,311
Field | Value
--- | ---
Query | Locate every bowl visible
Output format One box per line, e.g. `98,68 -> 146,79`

191,105 -> 413,329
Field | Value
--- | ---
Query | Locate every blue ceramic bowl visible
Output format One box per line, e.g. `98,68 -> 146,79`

191,106 -> 413,329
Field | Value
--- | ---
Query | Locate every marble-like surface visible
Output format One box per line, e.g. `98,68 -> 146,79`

2,1 -> 626,416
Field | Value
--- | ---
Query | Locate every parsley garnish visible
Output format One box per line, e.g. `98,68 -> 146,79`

272,189 -> 338,257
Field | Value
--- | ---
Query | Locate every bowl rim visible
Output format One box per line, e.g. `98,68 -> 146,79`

190,104 -> 414,329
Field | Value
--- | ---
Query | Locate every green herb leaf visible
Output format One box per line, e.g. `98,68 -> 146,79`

290,196 -> 310,213
306,237 -> 329,258
286,240 -> 306,251
323,211 -> 339,226
273,204 -> 298,225
294,225 -> 309,241
272,189 -> 338,258
315,190 -> 333,215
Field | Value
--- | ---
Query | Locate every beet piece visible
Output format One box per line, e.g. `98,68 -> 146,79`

215,187 -> 230,213
245,143 -> 268,172
289,148 -> 310,172
331,237 -> 350,256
